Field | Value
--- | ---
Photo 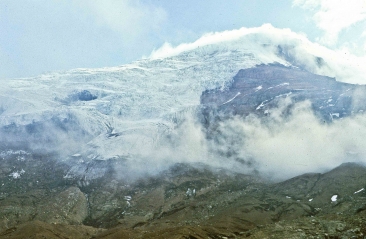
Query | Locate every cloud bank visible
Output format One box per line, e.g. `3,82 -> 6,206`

211,99 -> 366,180
4,95 -> 366,182
293,0 -> 366,47
150,24 -> 366,84
101,98 -> 366,181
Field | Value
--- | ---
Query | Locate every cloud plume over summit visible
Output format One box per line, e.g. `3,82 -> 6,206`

150,24 -> 366,84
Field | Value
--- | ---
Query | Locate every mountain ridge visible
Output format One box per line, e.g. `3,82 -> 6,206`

2,27 -> 366,237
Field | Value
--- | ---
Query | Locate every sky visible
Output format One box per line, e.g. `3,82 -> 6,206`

0,0 -> 365,79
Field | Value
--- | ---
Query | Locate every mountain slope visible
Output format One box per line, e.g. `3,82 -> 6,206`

201,63 -> 366,125
1,25 -> 366,180
2,162 -> 366,238
2,25 -> 366,238
0,43 -> 270,159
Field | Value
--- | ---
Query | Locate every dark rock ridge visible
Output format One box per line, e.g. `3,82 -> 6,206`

0,114 -> 91,154
201,63 -> 366,125
70,90 -> 98,102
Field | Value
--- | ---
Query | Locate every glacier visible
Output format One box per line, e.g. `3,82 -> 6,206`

1,31 -> 281,158
1,25 -> 366,179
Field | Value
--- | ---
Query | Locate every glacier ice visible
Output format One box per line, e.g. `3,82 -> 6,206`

0,41 -> 271,160
2,26 -> 366,179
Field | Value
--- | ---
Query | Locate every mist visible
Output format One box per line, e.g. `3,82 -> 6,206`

65,98 -> 366,181
209,99 -> 366,180
131,98 -> 366,181
2,85 -> 366,182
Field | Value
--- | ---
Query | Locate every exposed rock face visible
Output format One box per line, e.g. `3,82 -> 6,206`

76,90 -> 97,101
35,187 -> 88,224
64,90 -> 98,103
201,64 -> 366,125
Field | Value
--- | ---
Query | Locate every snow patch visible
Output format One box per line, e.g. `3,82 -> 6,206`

254,85 -> 263,92
0,150 -> 30,158
186,188 -> 196,198
221,92 -> 241,105
275,92 -> 292,99
256,100 -> 268,110
9,169 -> 25,179
331,195 -> 338,202
354,188 -> 364,194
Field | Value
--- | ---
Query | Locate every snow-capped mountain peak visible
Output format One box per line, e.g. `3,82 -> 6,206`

1,25 -> 366,179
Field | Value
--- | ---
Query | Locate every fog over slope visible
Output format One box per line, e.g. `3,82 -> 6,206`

1,25 -> 366,180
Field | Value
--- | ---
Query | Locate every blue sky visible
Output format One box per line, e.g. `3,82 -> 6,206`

0,0 -> 365,79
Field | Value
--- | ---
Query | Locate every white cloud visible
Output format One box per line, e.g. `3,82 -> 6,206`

293,0 -> 366,46
75,0 -> 167,42
361,30 -> 366,51
213,99 -> 366,180
150,24 -> 308,59
150,24 -> 366,84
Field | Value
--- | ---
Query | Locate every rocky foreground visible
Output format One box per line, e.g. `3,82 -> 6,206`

1,150 -> 366,239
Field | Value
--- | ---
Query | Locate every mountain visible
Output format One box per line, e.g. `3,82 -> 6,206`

2,28 -> 365,180
1,26 -> 366,238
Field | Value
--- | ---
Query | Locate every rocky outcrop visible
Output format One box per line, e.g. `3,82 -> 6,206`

201,63 -> 366,125
35,187 -> 88,225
